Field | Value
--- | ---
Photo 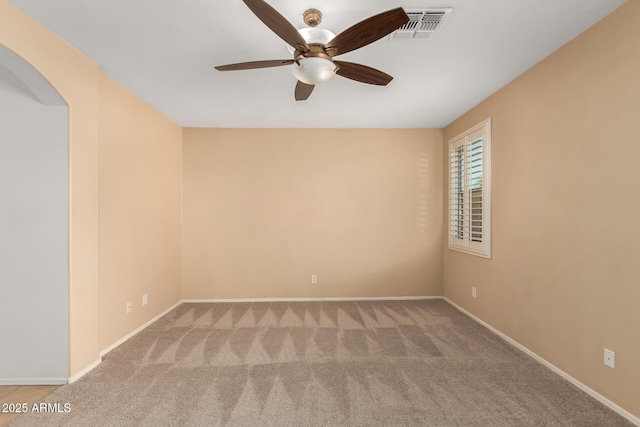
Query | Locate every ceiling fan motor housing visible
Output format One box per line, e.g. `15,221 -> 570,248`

294,43 -> 331,61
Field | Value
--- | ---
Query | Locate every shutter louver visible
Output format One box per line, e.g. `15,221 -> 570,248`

450,145 -> 465,241
469,137 -> 483,243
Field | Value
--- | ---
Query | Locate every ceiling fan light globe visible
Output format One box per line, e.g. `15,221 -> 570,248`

292,57 -> 336,85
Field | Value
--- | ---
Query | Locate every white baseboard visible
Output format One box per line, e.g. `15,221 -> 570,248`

443,297 -> 640,426
99,300 -> 182,358
182,296 -> 443,303
0,378 -> 67,386
67,358 -> 101,384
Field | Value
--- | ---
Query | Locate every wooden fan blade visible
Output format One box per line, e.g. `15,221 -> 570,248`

325,8 -> 409,57
215,59 -> 294,71
334,61 -> 393,86
243,0 -> 309,52
295,81 -> 314,101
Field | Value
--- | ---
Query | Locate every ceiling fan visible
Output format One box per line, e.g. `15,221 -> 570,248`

215,0 -> 410,101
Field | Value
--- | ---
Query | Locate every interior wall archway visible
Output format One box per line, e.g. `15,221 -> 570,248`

0,45 -> 69,384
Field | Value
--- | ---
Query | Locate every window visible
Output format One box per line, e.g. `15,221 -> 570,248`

448,118 -> 491,258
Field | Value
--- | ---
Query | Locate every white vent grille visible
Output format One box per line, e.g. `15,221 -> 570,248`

390,8 -> 452,39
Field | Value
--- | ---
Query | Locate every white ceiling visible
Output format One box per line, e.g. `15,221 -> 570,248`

9,0 -> 624,128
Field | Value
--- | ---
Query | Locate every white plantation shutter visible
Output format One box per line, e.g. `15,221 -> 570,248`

448,119 -> 491,258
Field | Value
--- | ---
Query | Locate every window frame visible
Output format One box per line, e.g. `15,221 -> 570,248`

448,118 -> 492,258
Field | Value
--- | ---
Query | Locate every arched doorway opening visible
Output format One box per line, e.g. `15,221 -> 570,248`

0,45 -> 69,384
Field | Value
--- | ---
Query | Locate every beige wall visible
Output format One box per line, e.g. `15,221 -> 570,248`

443,0 -> 640,418
0,0 -> 100,376
0,0 -> 183,377
98,75 -> 183,351
183,128 -> 443,299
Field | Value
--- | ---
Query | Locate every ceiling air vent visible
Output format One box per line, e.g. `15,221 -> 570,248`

390,8 -> 452,39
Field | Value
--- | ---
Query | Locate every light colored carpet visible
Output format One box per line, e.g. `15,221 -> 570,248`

10,299 -> 633,426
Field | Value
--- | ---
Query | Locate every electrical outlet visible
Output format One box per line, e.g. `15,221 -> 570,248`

604,348 -> 615,369
472,287 -> 477,298
311,275 -> 317,284
142,294 -> 148,306
126,301 -> 132,314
